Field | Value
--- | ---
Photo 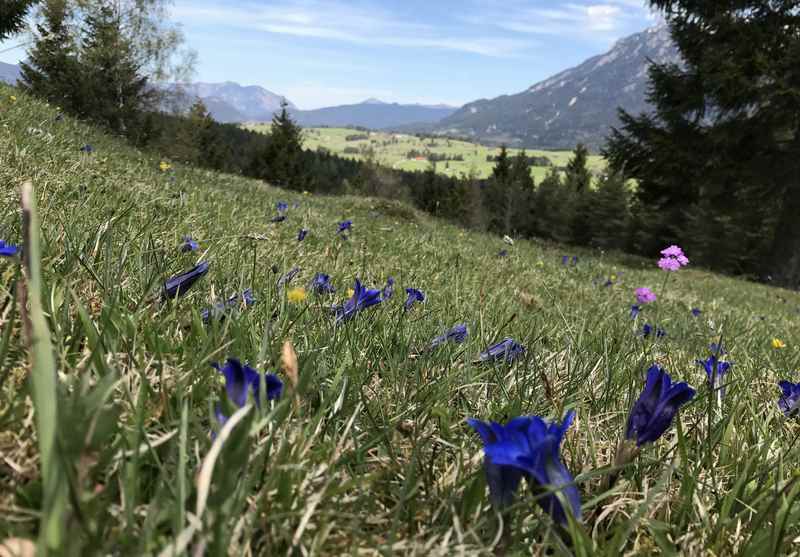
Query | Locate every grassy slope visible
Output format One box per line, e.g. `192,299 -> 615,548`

2,85 -> 800,555
244,124 -> 606,182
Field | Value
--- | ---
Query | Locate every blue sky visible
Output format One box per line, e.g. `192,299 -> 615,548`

1,0 -> 657,109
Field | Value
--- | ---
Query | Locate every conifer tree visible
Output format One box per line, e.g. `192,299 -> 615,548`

586,172 -> 630,250
509,150 -> 535,236
0,0 -> 36,40
564,143 -> 591,193
80,4 -> 151,135
252,100 -> 306,190
20,0 -> 86,115
604,1 -> 800,282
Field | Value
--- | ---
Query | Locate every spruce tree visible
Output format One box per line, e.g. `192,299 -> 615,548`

253,100 -> 306,190
20,0 -> 86,116
509,150 -> 535,236
564,143 -> 591,193
604,1 -> 800,282
0,0 -> 36,40
80,4 -> 151,135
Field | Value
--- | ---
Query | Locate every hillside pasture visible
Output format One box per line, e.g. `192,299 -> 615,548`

245,124 -> 607,181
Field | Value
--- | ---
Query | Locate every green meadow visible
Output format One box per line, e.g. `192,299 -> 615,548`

244,124 -> 607,181
4,84 -> 800,555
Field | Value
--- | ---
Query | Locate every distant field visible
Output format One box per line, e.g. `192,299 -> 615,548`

245,124 -> 606,181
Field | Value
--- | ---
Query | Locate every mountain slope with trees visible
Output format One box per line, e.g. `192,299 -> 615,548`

435,24 -> 680,150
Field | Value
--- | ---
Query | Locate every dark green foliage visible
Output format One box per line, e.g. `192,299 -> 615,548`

604,0 -> 800,284
533,168 -> 573,243
0,0 -> 36,40
565,143 -> 591,193
20,0 -> 86,116
250,100 -> 307,191
80,4 -> 151,135
585,172 -> 631,251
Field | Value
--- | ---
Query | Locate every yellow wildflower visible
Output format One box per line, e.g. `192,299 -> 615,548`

9,95 -> 17,103
159,161 -> 172,172
772,338 -> 786,349
287,287 -> 307,304
346,288 -> 355,298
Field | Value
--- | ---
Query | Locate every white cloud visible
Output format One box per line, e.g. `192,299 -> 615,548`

172,1 -> 535,57
464,0 -> 653,42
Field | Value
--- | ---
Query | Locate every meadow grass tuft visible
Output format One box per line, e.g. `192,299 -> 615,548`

2,84 -> 800,555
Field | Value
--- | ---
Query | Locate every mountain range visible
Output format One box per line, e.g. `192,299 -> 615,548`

432,24 -> 679,150
0,61 -> 21,85
0,23 -> 680,149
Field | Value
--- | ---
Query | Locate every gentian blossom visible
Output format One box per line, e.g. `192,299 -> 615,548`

691,308 -> 702,317
696,354 -> 731,395
572,256 -> 578,265
163,261 -> 209,299
630,305 -> 641,319
431,323 -> 468,348
641,323 -> 667,339
498,249 -> 508,258
404,288 -> 425,311
334,279 -> 383,323
309,272 -> 336,294
467,411 -> 581,523
80,144 -> 93,153
561,256 -> 569,265
479,338 -> 526,364
276,201 -> 288,213
657,245 -> 689,271
297,228 -> 308,242
382,276 -> 395,300
213,358 -> 283,425
626,365 -> 695,446
635,287 -> 657,304
778,380 -> 800,416
709,343 -> 727,355
201,289 -> 255,323
0,240 -> 19,257
338,220 -> 352,233
277,267 -> 301,288
180,235 -> 199,252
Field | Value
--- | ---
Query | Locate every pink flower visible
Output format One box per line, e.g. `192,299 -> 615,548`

660,245 -> 685,258
635,287 -> 657,304
658,245 -> 689,271
658,257 -> 681,271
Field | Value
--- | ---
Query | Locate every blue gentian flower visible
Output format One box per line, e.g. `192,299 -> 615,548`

404,288 -> 425,311
626,365 -> 695,446
778,380 -> 800,416
80,144 -> 93,153
479,338 -> 526,364
297,228 -> 308,242
180,235 -> 199,253
338,220 -> 353,233
334,279 -> 382,323
277,266 -> 301,288
696,354 -> 731,395
431,323 -> 468,348
630,305 -> 640,319
572,256 -> 578,265
467,411 -> 581,524
498,249 -> 508,257
709,343 -> 727,355
641,323 -> 666,339
213,358 -> 283,425
163,261 -> 209,299
276,201 -> 288,213
0,240 -> 20,257
309,272 -> 336,294
201,289 -> 256,323
561,255 -> 568,265
382,276 -> 395,300
270,215 -> 287,223
691,308 -> 702,317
